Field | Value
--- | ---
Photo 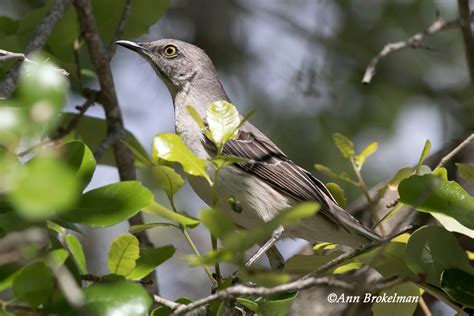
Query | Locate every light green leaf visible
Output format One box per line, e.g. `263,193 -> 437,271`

387,167 -> 414,191
237,292 -> 298,316
372,282 -> 420,316
456,163 -> 474,184
121,140 -> 153,168
399,174 -> 474,231
440,268 -> 474,307
62,181 -> 153,227
207,100 -> 240,148
12,262 -> 53,308
143,201 -> 200,228
333,133 -> 355,159
211,155 -> 249,169
83,281 -> 152,316
108,235 -> 140,276
325,182 -> 346,208
356,142 -> 378,167
416,140 -> 431,174
200,208 -> 236,239
152,165 -> 185,198
47,248 -> 69,270
152,133 -> 210,182
431,213 -> 474,239
62,141 -> 96,190
405,226 -> 473,286
66,234 -> 87,274
185,105 -> 206,129
127,246 -> 175,280
9,158 -> 79,219
129,222 -> 180,234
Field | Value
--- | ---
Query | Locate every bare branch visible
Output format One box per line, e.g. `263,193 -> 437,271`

435,133 -> 474,169
93,127 -> 127,160
154,295 -> 183,311
73,0 -> 157,294
173,225 -> 417,315
0,0 -> 72,97
0,49 -> 69,76
362,17 -> 467,84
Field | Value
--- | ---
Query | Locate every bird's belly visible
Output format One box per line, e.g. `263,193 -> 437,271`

187,166 -> 294,230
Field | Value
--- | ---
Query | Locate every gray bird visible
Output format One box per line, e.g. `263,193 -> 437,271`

116,39 -> 380,264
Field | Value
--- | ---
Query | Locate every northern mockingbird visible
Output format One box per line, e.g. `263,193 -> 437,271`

116,39 -> 380,264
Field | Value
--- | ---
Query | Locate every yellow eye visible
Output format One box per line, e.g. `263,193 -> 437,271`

163,44 -> 178,57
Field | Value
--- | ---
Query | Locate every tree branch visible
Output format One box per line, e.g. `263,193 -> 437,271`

172,225 -> 417,315
435,133 -> 474,169
108,0 -> 133,57
362,16 -> 467,84
73,0 -> 157,294
0,0 -> 72,97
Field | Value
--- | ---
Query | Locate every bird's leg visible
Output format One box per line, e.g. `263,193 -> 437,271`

265,245 -> 285,270
245,227 -> 283,268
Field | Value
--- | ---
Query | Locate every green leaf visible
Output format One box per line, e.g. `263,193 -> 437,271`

108,235 -> 140,276
0,264 -> 20,292
399,174 -> 474,231
405,226 -> 473,286
83,281 -> 152,316
129,222 -> 179,234
58,114 -> 149,168
152,165 -> 185,198
314,164 -> 356,185
211,155 -> 249,169
207,100 -> 240,148
127,246 -> 176,280
440,268 -> 474,307
456,163 -> 474,184
416,140 -> 431,174
185,105 -> 206,129
325,182 -> 346,208
12,261 -> 53,308
143,201 -> 200,228
62,181 -> 153,227
285,252 -> 341,274
333,133 -> 355,159
358,242 -> 415,278
9,157 -> 79,219
47,248 -> 69,270
121,140 -> 153,168
65,234 -> 87,274
151,298 -> 193,316
356,142 -> 378,167
371,282 -> 420,316
200,208 -> 236,239
152,133 -> 210,182
237,292 -> 298,316
386,167 -> 414,191
62,141 -> 96,190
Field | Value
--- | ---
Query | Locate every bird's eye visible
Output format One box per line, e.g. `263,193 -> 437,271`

163,44 -> 178,58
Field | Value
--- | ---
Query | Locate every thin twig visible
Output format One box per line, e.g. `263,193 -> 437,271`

154,295 -> 183,310
435,133 -> 474,169
93,127 -> 127,161
173,276 -> 354,315
419,295 -> 433,316
0,0 -> 72,97
108,0 -> 132,58
362,17 -> 467,84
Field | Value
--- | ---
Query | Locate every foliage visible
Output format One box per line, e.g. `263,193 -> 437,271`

0,1 -> 473,315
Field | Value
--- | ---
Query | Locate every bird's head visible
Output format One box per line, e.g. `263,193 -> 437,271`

116,39 -> 217,94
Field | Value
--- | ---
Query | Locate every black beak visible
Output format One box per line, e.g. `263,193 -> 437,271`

115,40 -> 150,53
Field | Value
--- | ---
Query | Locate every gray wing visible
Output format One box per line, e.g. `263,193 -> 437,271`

203,126 -> 352,231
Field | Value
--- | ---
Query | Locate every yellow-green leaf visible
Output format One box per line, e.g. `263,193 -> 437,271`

356,142 -> 378,167
152,133 -> 209,182
325,182 -> 346,208
143,201 -> 200,228
207,100 -> 240,148
108,235 -> 140,276
416,140 -> 431,174
333,133 -> 355,159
